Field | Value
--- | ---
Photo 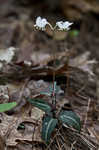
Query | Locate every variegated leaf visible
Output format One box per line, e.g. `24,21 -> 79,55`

27,99 -> 52,113
42,116 -> 58,143
59,110 -> 81,131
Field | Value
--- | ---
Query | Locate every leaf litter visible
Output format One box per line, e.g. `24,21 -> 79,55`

0,47 -> 98,149
0,1 -> 99,150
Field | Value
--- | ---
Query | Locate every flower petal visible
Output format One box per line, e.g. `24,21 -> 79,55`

56,21 -> 73,30
34,16 -> 49,30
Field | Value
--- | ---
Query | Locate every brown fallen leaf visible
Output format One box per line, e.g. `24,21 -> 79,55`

0,112 -> 43,146
69,51 -> 97,77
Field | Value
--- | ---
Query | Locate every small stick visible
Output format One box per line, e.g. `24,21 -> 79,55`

83,98 -> 91,129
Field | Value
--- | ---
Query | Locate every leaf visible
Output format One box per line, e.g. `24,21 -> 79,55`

49,82 -> 60,93
69,30 -> 79,37
40,81 -> 62,96
59,110 -> 81,131
17,123 -> 25,130
40,91 -> 51,96
42,116 -> 58,144
27,99 -> 52,113
0,102 -> 17,112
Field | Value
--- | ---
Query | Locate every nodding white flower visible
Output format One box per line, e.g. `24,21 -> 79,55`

34,16 -> 53,30
56,21 -> 73,31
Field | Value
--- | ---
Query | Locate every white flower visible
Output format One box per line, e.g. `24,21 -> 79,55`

34,17 -> 73,31
34,16 -> 53,30
56,21 -> 73,31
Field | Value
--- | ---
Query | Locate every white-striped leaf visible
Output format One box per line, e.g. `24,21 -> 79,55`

27,99 -> 52,113
42,116 -> 58,144
59,110 -> 81,131
40,82 -> 62,97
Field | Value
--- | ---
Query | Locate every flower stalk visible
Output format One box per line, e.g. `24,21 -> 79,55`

34,16 -> 73,105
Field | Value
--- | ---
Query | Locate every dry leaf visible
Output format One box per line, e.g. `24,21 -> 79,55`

0,112 -> 43,146
69,51 -> 97,76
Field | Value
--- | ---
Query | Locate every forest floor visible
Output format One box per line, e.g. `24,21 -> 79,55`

0,1 -> 99,150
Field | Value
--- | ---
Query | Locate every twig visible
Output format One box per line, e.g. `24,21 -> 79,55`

83,98 -> 91,129
71,141 -> 76,150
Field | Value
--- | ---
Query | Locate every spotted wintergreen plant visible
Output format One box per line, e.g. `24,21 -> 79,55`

42,111 -> 81,144
27,82 -> 61,113
27,82 -> 81,144
29,19 -> 81,144
28,99 -> 81,144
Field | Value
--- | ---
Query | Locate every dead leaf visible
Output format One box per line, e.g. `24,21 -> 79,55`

0,113 -> 43,146
69,51 -> 97,77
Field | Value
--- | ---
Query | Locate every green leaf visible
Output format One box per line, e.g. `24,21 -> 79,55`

27,99 -> 52,113
69,30 -> 79,37
0,102 -> 17,112
42,116 -> 58,144
49,81 -> 61,94
40,81 -> 62,96
17,123 -> 25,130
59,110 -> 81,131
40,91 -> 51,96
